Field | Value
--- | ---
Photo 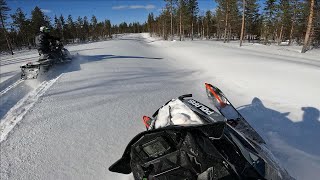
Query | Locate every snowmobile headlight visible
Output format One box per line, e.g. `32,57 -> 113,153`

141,137 -> 171,158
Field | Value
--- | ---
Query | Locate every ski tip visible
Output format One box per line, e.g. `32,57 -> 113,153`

142,116 -> 151,128
205,83 -> 227,108
205,83 -> 213,93
205,82 -> 213,88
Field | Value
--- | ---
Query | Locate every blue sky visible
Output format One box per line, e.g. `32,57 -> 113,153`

7,0 -> 218,25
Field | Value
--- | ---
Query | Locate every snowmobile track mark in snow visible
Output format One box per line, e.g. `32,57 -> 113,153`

0,79 -> 23,96
0,74 -> 62,143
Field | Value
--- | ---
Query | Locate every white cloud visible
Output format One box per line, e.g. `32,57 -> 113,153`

112,4 -> 155,10
145,4 -> 156,9
129,5 -> 155,9
41,9 -> 52,13
112,5 -> 128,10
129,5 -> 145,9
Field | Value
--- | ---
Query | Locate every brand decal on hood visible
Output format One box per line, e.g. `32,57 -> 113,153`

187,99 -> 214,115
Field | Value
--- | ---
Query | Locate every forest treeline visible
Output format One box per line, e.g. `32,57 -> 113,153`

0,0 -> 319,54
148,0 -> 319,53
0,0 -> 147,54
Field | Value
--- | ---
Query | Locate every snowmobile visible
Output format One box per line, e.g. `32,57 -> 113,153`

109,83 -> 294,180
20,40 -> 72,80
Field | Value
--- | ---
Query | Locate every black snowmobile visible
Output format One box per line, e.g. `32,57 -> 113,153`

20,40 -> 72,80
109,83 -> 294,180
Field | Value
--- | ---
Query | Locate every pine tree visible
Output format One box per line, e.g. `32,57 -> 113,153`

187,0 -> 199,40
76,16 -> 83,41
83,16 -> 90,41
147,13 -> 155,36
262,0 -> 278,44
314,0 -> 320,47
228,0 -> 240,41
245,0 -> 260,42
215,6 -> 224,40
288,0 -> 299,45
11,8 -> 31,47
277,0 -> 291,45
177,0 -> 188,41
59,15 -> 65,41
240,0 -> 245,46
158,9 -> 171,40
224,0 -> 230,42
11,8 -> 27,32
301,0 -> 315,53
91,15 -> 98,40
104,19 -> 111,38
215,0 -> 239,43
0,0 -> 13,54
54,15 -> 62,37
205,10 -> 213,39
66,15 -> 75,41
164,0 -> 177,40
31,6 -> 49,38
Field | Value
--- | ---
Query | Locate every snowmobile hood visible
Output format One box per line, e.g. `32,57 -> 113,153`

109,93 -> 293,179
109,122 -> 226,174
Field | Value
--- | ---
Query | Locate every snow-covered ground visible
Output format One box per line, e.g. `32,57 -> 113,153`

0,33 -> 319,180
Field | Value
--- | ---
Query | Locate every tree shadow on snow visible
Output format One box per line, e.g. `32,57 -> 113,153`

238,97 -> 320,156
78,54 -> 162,63
69,47 -> 106,53
44,68 -> 195,98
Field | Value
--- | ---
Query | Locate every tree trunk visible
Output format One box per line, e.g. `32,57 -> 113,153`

224,0 -> 229,43
240,0 -> 245,47
202,22 -> 205,39
288,0 -> 297,46
191,18 -> 194,40
274,26 -> 279,43
217,22 -> 220,40
198,20 -> 200,38
288,22 -> 294,45
179,10 -> 182,41
201,18 -> 204,39
162,20 -> 165,38
182,25 -> 184,41
170,0 -> 173,41
228,26 -> 231,42
278,25 -> 283,45
301,0 -> 314,53
206,19 -> 209,39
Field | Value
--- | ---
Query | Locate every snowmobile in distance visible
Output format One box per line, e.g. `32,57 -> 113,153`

20,40 -> 72,80
109,83 -> 294,180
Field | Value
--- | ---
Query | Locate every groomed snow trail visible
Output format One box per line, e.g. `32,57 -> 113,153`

0,34 -> 205,180
0,33 -> 319,180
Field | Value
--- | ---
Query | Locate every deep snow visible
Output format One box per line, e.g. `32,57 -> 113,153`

0,33 -> 319,180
